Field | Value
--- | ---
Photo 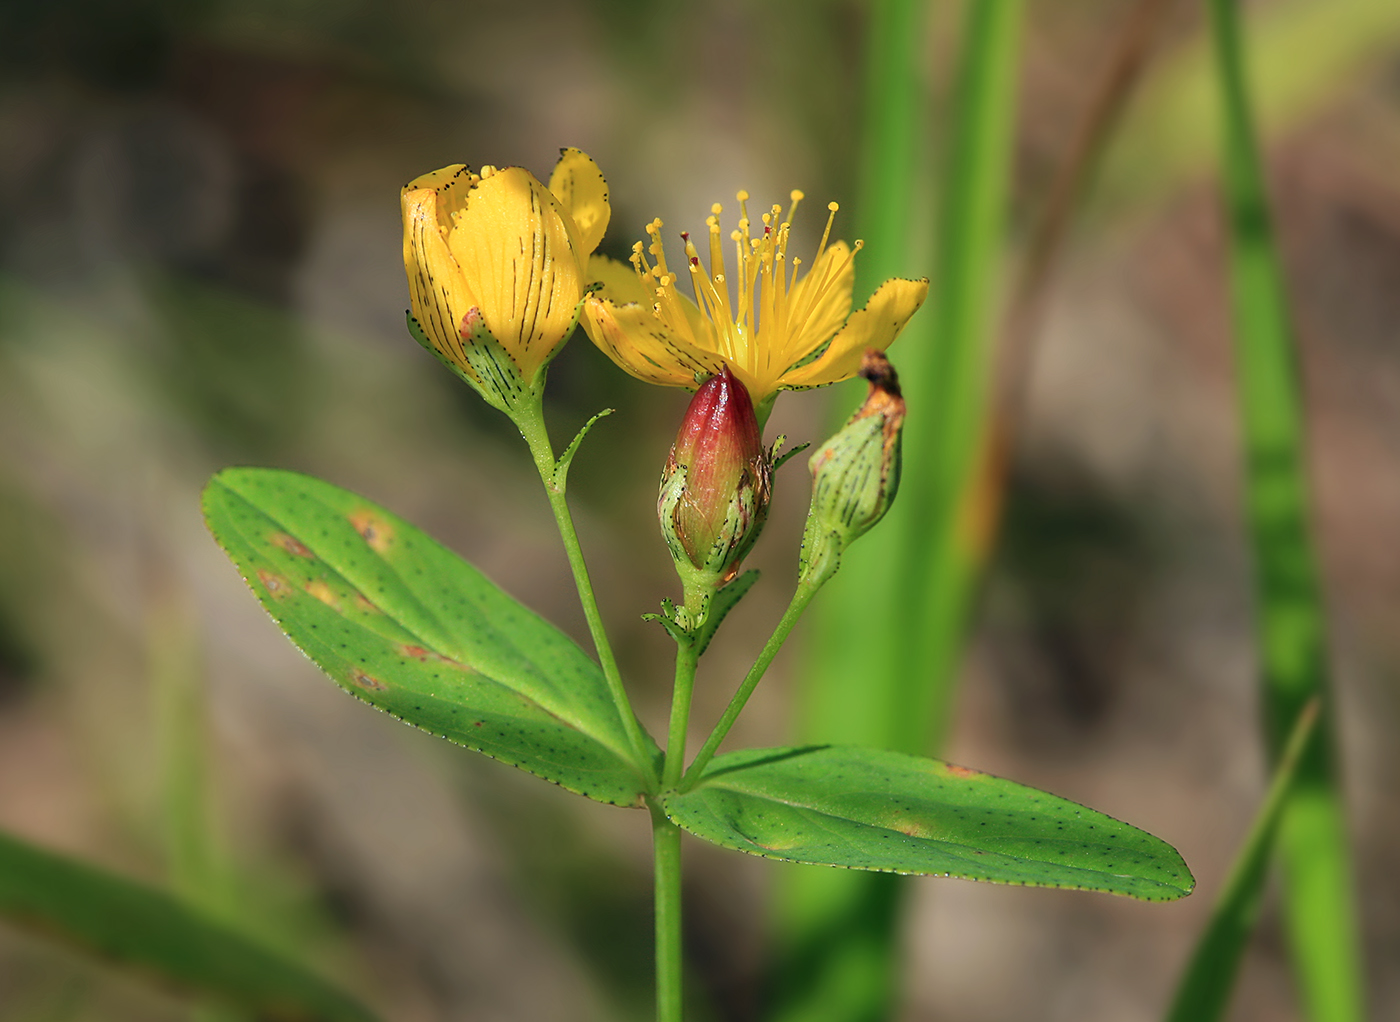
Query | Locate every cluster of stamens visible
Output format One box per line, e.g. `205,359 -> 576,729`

627,190 -> 862,378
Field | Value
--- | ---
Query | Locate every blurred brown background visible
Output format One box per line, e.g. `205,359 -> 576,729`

0,0 -> 1397,1019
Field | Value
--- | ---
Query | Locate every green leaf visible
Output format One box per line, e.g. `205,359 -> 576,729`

0,828 -> 376,1022
203,468 -> 654,807
666,746 -> 1193,901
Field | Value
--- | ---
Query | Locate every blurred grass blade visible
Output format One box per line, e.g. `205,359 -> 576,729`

774,2 -> 1023,1020
1207,4 -> 1365,1021
1104,0 -> 1400,207
850,0 -> 928,303
1166,699 -> 1319,1022
0,828 -> 377,1022
149,592 -> 222,909
892,0 -> 1022,753
150,591 -> 243,1022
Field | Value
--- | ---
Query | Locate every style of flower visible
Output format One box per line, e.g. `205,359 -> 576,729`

401,148 -> 610,396
581,190 -> 927,410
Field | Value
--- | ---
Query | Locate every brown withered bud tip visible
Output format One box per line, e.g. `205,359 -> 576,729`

858,349 -> 901,398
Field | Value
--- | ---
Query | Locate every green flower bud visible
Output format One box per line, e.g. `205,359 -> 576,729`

798,351 -> 906,590
659,367 -> 772,596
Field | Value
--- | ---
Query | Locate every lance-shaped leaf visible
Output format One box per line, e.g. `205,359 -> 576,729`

666,746 -> 1193,901
0,828 -> 377,1022
203,468 -> 655,807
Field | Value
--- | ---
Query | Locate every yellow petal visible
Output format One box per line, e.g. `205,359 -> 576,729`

549,148 -> 610,258
586,257 -> 720,363
583,298 -> 725,389
781,240 -> 856,366
447,167 -> 586,378
401,165 -> 480,378
587,254 -> 650,306
779,277 -> 929,389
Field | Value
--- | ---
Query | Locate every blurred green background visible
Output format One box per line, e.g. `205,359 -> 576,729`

0,0 -> 1397,1019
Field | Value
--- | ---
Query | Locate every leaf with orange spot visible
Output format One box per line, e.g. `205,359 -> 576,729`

662,746 -> 1193,901
203,468 -> 656,807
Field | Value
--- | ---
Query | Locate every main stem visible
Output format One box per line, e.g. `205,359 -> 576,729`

516,401 -> 658,790
651,804 -> 684,1022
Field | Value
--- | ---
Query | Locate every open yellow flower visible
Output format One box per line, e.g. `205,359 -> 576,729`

401,148 -> 610,404
581,190 -> 927,409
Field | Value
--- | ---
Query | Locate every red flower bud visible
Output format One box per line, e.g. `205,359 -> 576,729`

659,367 -> 772,585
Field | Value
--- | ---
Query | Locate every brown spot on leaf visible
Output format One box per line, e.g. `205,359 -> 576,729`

348,509 -> 393,553
272,532 -> 314,557
304,580 -> 339,608
890,818 -> 933,839
350,670 -> 387,692
397,643 -> 471,670
945,764 -> 981,779
353,594 -> 382,614
257,570 -> 290,597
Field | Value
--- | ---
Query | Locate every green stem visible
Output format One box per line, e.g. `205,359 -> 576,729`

680,581 -> 819,792
663,639 -> 700,790
516,398 -> 659,791
651,805 -> 684,1022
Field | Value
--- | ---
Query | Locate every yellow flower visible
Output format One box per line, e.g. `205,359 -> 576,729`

401,148 -> 610,399
581,190 -> 927,408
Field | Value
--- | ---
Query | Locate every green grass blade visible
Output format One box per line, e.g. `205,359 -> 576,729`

149,596 -> 221,909
1104,0 -> 1400,208
1165,699 -> 1319,1022
0,829 -> 378,1022
851,0 -> 927,303
1207,4 -> 1365,1021
891,0 -> 1022,753
773,3 -> 1024,1020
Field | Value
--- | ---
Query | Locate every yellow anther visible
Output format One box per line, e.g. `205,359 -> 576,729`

828,201 -> 839,212
791,190 -> 804,202
711,203 -> 723,216
736,190 -> 749,202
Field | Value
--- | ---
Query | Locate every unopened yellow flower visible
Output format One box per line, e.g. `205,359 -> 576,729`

401,148 -> 610,395
582,190 -> 927,408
